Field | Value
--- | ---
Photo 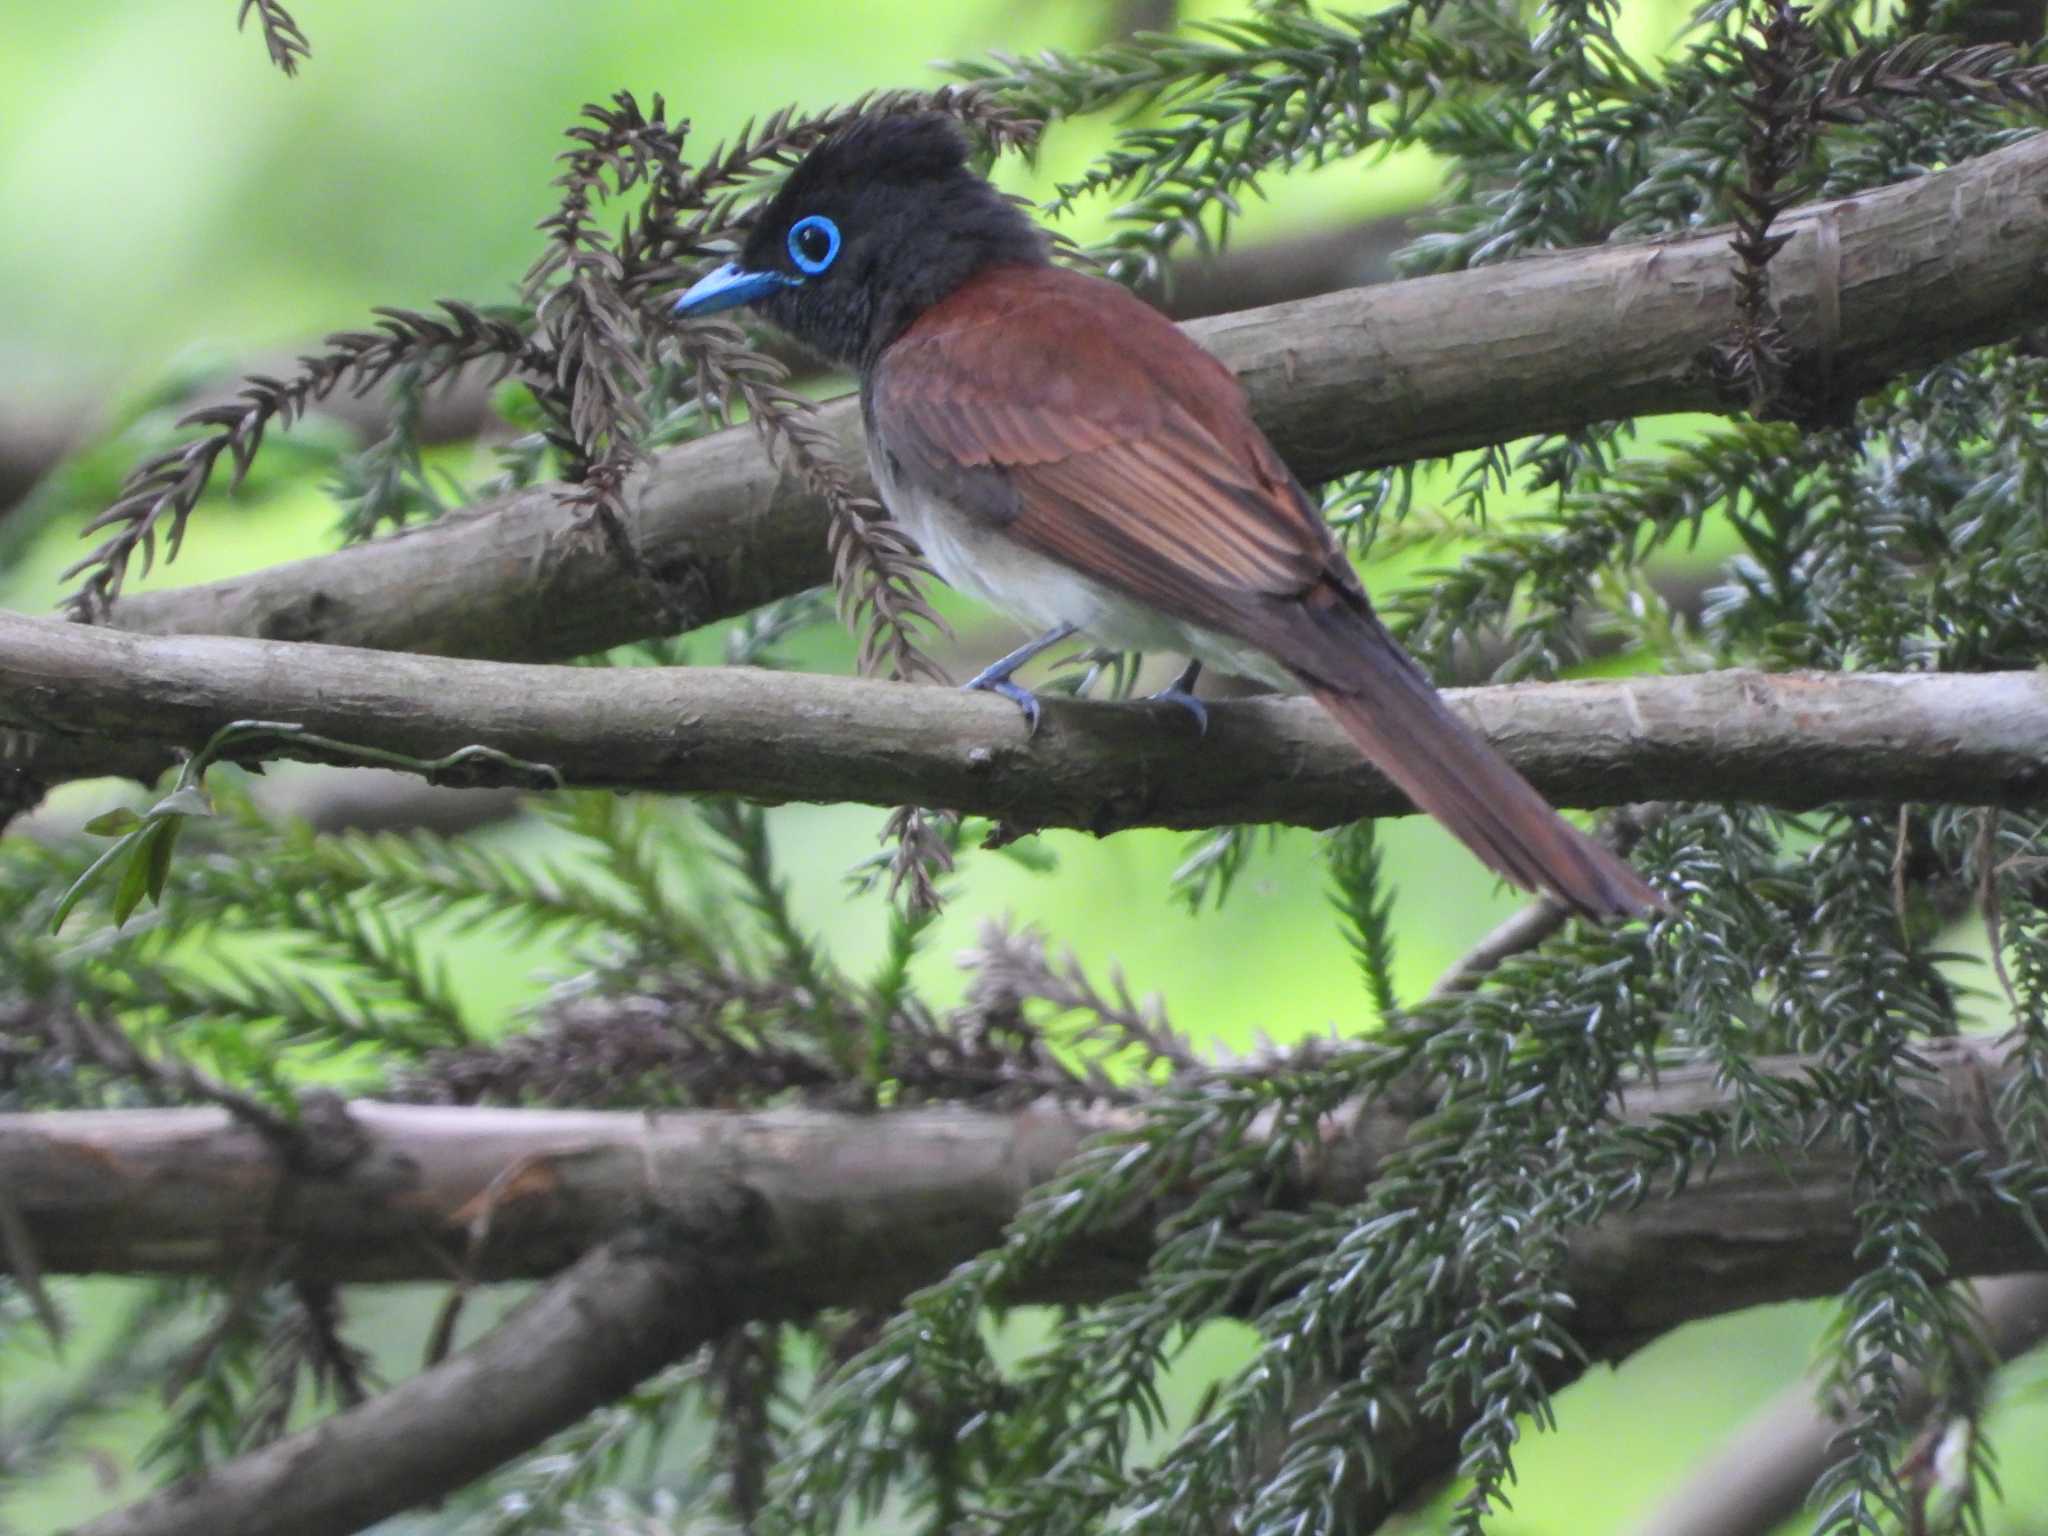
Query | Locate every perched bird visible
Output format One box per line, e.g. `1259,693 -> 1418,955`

672,113 -> 1663,920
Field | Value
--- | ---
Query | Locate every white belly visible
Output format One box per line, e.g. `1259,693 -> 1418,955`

869,447 -> 1294,689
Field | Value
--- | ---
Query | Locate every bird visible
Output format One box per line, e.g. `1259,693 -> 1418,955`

671,112 -> 1663,920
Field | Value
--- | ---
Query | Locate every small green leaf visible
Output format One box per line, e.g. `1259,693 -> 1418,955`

111,837 -> 154,926
143,815 -> 185,904
151,785 -> 214,821
50,837 -> 138,934
83,807 -> 142,836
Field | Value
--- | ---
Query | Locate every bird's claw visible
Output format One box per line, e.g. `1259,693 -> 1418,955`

1147,660 -> 1207,737
1148,682 -> 1209,737
960,624 -> 1075,738
964,675 -> 1045,735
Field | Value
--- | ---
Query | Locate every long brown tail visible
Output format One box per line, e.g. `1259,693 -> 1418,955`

1300,637 -> 1664,920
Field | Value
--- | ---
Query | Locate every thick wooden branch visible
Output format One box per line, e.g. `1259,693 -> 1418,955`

5,1097 -> 1125,1293
0,1039 -> 2027,1304
88,131 -> 2048,670
12,1037 -> 2033,1536
7,610 -> 2048,826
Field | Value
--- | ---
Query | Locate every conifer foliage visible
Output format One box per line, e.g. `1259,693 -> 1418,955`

6,1 -> 2048,1533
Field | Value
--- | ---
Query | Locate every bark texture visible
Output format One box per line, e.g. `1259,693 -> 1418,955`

8,611 -> 2048,828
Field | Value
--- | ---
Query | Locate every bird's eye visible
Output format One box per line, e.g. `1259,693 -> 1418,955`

787,215 -> 841,276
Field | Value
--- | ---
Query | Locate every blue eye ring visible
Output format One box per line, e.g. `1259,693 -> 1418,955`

787,214 -> 841,276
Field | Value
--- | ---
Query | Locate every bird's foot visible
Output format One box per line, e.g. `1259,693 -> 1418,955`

961,623 -> 1078,737
1147,661 -> 1207,737
964,673 -> 1047,734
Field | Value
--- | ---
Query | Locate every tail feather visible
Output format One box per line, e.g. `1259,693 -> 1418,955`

1300,635 -> 1664,920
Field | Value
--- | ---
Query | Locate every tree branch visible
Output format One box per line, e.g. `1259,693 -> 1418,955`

5,1037 -> 2037,1536
71,1237 -> 733,1536
0,1095 -> 1128,1290
80,130 -> 2048,670
8,611 -> 2048,827
2,1038 -> 2031,1300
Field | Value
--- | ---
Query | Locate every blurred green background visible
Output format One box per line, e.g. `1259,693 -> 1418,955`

2,1 -> 2044,1532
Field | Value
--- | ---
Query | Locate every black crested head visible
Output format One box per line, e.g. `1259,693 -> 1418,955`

736,112 -> 1048,370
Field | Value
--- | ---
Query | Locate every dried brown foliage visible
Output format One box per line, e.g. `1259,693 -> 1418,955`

1723,0 -> 1823,420
63,304 -> 538,619
66,85 -> 1037,686
390,915 -> 1192,1116
236,0 -> 309,77
1720,9 -> 2048,422
1811,32 -> 2048,119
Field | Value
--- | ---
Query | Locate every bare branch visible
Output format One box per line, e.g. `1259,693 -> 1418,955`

245,766 -> 522,837
0,1037 -> 2025,1300
9,612 -> 2048,830
0,1094 -> 1123,1288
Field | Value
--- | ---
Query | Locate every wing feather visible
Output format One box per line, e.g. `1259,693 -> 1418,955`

875,266 -> 1331,626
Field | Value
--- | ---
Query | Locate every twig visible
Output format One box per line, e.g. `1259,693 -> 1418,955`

0,1182 -> 63,1346
962,918 -> 1200,1081
1426,805 -> 1672,1000
43,1004 -> 300,1149
1425,900 -> 1573,1002
62,303 -> 538,620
